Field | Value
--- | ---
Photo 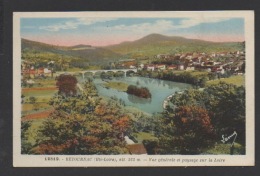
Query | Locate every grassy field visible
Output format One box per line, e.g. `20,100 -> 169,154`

173,70 -> 209,76
23,78 -> 57,100
66,67 -> 84,72
22,89 -> 57,103
203,142 -> 245,155
133,132 -> 158,144
206,75 -> 245,87
103,81 -> 129,92
22,78 -> 57,118
33,78 -> 56,88
22,109 -> 53,121
22,103 -> 50,115
86,65 -> 102,70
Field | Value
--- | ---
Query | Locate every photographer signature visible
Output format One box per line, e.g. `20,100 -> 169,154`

221,131 -> 237,146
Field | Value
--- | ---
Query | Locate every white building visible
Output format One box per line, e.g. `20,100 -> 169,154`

44,68 -> 52,74
147,65 -> 155,71
186,66 -> 195,71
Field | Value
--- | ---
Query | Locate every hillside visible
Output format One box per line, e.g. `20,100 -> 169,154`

22,34 -> 244,65
106,34 -> 244,58
22,39 -> 122,63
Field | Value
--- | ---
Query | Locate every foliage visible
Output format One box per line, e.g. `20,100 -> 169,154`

49,83 -> 98,114
204,83 -> 245,144
33,113 -> 129,154
143,139 -> 159,154
154,82 -> 245,154
138,70 -> 214,88
56,74 -> 78,96
158,106 -> 215,154
164,82 -> 245,148
132,114 -> 160,134
127,85 -> 151,98
32,80 -> 133,154
203,142 -> 245,155
21,121 -> 33,154
29,96 -> 37,104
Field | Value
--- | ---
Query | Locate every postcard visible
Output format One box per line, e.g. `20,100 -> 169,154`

13,11 -> 254,167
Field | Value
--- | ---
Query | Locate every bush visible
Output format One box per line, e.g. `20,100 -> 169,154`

126,85 -> 151,98
158,106 -> 216,154
56,74 -> 78,96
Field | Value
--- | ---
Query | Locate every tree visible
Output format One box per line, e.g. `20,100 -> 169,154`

21,94 -> 25,104
21,121 -> 33,154
56,74 -> 78,96
33,79 -> 133,155
143,139 -> 159,154
33,103 -> 40,111
204,83 -> 245,145
166,82 -> 246,147
158,106 -> 215,154
126,85 -> 151,98
29,96 -> 37,104
57,57 -> 69,71
34,104 -> 132,154
199,76 -> 208,87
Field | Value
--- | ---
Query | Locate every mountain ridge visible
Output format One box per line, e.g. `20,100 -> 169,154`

21,38 -> 122,63
104,33 -> 243,57
22,33 -> 244,62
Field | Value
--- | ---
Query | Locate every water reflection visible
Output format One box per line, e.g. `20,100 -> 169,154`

127,94 -> 152,104
78,76 -> 191,114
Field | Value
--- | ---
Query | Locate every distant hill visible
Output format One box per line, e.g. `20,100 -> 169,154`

70,44 -> 92,48
22,34 -> 244,65
68,44 -> 93,50
22,38 -> 122,63
106,33 -> 244,58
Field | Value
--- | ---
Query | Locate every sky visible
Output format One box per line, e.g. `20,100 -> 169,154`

21,17 -> 245,46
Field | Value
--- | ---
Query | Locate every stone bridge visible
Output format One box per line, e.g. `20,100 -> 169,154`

56,68 -> 138,79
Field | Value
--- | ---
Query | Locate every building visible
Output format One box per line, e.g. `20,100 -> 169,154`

146,64 -> 155,71
127,144 -> 147,155
178,64 -> 184,70
129,65 -> 136,69
185,66 -> 195,71
167,65 -> 177,70
44,68 -> 51,73
37,67 -> 44,74
139,63 -> 144,69
156,64 -> 166,70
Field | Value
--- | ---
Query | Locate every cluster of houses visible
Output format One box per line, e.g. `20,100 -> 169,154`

21,60 -> 54,78
21,50 -> 245,80
121,50 -> 245,75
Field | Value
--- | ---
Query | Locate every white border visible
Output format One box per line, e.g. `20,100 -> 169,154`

13,11 -> 255,167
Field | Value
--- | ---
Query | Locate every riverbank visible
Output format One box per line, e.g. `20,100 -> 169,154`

206,75 -> 245,87
163,91 -> 184,110
87,76 -> 191,114
103,81 -> 129,92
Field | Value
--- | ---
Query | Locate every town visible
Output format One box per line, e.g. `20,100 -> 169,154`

21,50 -> 245,81
117,50 -> 245,76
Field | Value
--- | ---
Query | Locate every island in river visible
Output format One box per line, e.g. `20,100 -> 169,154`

126,85 -> 152,99
78,76 -> 192,114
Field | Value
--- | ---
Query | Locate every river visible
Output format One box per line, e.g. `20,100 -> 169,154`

79,76 -> 191,114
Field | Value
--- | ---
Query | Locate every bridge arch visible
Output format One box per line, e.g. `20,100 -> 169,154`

77,68 -> 138,79
114,70 -> 125,77
126,70 -> 136,77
